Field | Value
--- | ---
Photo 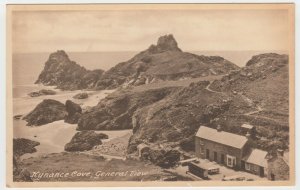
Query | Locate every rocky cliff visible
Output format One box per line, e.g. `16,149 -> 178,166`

77,87 -> 178,130
36,35 -> 238,90
35,50 -> 104,90
210,53 -> 289,113
77,81 -> 236,153
208,53 -> 289,152
95,34 -> 239,89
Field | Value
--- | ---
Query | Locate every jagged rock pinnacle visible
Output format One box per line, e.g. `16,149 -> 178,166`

148,34 -> 182,53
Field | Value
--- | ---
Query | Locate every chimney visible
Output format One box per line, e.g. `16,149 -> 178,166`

277,149 -> 284,157
217,125 -> 222,132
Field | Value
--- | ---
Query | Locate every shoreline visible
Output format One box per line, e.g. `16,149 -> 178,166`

13,85 -> 128,160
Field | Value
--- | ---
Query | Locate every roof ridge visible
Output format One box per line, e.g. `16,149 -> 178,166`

196,126 -> 248,149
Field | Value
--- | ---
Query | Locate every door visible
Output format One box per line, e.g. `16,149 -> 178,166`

241,160 -> 245,170
214,152 -> 217,162
221,154 -> 225,164
206,149 -> 210,159
259,166 -> 264,177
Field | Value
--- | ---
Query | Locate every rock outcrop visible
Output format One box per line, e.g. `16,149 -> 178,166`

95,34 -> 239,89
28,89 -> 56,97
77,87 -> 177,130
246,53 -> 287,67
13,114 -> 22,120
64,100 -> 82,124
127,81 -> 232,152
13,138 -> 40,158
23,99 -> 67,126
207,53 -> 289,152
77,80 -> 233,155
13,138 -> 40,182
140,147 -> 181,168
36,35 -> 238,90
210,53 -> 289,112
64,131 -> 107,151
35,50 -> 104,90
73,92 -> 89,99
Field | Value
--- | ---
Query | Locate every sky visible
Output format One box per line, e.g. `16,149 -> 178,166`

12,9 -> 289,53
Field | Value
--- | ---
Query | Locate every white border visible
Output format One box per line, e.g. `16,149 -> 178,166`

0,1 -> 298,190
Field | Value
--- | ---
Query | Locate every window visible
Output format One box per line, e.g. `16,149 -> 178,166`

253,165 -> 258,172
199,139 -> 204,145
245,163 -> 251,171
200,147 -> 204,154
228,158 -> 232,165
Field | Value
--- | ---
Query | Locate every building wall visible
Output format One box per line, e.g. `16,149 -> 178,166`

195,136 -> 247,169
245,162 -> 266,177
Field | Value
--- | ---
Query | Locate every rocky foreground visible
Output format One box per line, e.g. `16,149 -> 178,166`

18,152 -> 193,181
13,138 -> 40,182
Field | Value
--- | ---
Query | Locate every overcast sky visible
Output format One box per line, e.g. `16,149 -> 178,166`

12,9 -> 289,53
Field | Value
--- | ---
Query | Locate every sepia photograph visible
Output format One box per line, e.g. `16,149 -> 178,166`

6,3 -> 295,187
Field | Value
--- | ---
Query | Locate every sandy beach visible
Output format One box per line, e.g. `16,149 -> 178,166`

12,85 -> 132,159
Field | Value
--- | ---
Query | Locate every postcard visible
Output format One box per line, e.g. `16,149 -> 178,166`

6,3 -> 295,187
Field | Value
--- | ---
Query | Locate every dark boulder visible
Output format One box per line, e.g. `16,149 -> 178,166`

13,138 -> 40,157
65,100 -> 82,114
73,92 -> 89,99
13,114 -> 22,120
23,99 -> 67,126
64,131 -> 107,152
65,112 -> 81,125
28,89 -> 56,97
97,133 -> 109,139
64,100 -> 82,124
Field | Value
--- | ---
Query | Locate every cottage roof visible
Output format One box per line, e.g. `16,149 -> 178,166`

196,126 -> 248,149
244,148 -> 268,167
